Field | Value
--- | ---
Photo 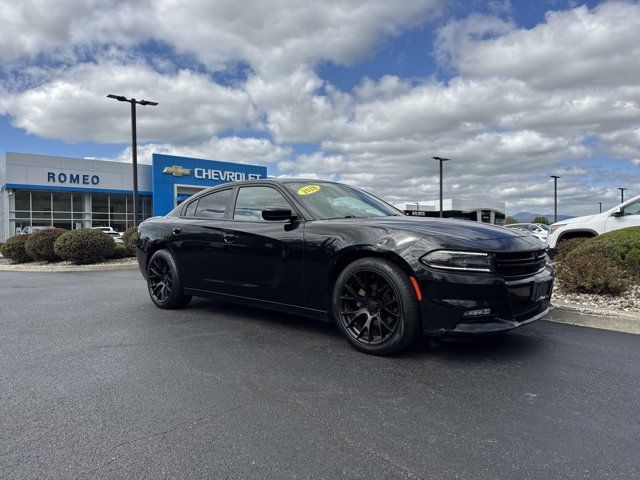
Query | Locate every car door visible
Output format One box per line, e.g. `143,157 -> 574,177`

218,185 -> 305,306
605,199 -> 640,232
170,188 -> 233,290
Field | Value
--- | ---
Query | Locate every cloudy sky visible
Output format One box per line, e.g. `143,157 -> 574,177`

1,0 -> 638,216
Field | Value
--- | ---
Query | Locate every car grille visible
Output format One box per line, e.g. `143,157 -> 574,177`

504,279 -> 553,322
494,250 -> 546,278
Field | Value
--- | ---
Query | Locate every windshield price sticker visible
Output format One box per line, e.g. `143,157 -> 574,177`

297,184 -> 321,195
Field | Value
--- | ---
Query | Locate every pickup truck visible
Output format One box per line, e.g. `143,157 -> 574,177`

548,194 -> 640,249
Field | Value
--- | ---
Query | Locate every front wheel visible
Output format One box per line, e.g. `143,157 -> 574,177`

332,258 -> 421,355
146,249 -> 192,309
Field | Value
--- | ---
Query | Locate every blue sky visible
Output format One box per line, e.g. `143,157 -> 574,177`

0,0 -> 637,215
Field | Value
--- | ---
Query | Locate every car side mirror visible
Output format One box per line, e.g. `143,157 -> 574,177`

262,207 -> 294,221
612,208 -> 624,217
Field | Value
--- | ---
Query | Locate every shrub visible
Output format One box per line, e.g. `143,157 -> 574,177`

0,234 -> 33,263
555,237 -> 588,261
24,228 -> 67,262
567,227 -> 640,277
108,244 -> 131,259
121,226 -> 138,255
556,254 -> 630,296
54,229 -> 116,264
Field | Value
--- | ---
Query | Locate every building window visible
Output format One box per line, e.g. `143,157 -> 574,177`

15,191 -> 30,212
31,192 -> 51,212
92,194 -> 108,214
7,190 -> 152,237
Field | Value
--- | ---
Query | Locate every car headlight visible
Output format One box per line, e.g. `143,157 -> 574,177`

549,224 -> 565,234
420,250 -> 492,272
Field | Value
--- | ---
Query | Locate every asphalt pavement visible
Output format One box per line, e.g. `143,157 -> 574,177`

1,269 -> 639,479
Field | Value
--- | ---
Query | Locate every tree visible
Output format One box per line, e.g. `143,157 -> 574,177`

532,216 -> 550,225
504,216 -> 518,225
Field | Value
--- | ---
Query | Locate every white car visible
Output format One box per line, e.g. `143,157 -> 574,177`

548,194 -> 640,249
19,226 -> 53,235
504,223 -> 549,245
91,226 -> 121,235
90,227 -> 123,244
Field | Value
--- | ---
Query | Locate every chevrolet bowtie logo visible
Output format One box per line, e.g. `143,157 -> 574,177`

163,165 -> 192,177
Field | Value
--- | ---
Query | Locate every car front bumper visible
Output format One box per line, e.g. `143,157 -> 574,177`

413,265 -> 554,336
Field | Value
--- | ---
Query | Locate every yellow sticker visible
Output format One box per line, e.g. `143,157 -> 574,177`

297,184 -> 321,196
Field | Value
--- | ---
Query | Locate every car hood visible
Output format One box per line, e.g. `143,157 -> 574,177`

552,213 -> 600,226
330,216 -> 543,251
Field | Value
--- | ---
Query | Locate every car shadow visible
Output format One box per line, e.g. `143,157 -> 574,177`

188,297 -> 544,362
188,297 -> 340,337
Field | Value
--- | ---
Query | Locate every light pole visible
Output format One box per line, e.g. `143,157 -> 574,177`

432,156 -> 450,218
618,187 -> 627,203
550,175 -> 561,223
107,94 -> 158,226
598,202 -> 602,213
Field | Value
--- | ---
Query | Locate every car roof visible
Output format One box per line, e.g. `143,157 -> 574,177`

189,178 -> 343,198
221,178 -> 340,187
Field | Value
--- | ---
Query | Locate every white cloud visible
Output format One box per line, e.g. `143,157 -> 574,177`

435,2 -> 640,89
0,0 -> 152,63
108,135 -> 290,166
3,61 -> 256,143
0,0 -> 442,73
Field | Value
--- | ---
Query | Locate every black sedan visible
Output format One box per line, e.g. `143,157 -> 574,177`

136,179 -> 553,355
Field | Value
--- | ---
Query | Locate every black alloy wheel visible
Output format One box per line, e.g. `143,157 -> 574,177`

339,270 -> 400,345
146,249 -> 192,309
333,257 -> 421,355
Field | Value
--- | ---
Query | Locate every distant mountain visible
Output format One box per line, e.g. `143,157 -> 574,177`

511,212 -> 574,223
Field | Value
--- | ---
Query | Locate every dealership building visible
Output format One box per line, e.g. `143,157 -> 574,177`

396,199 -> 506,225
0,151 -> 267,241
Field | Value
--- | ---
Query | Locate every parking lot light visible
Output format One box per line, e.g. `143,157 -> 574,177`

432,156 -> 451,218
107,94 -> 158,227
550,175 -> 561,223
618,187 -> 627,203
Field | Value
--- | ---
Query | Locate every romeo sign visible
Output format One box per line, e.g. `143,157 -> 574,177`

47,171 -> 100,185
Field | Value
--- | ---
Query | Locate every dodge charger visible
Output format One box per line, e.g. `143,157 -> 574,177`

136,179 -> 553,355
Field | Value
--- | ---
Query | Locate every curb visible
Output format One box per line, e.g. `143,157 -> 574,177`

551,301 -> 640,321
0,262 -> 137,273
549,304 -> 640,335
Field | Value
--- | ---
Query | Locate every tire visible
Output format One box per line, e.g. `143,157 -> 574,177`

332,257 -> 421,355
146,249 -> 192,309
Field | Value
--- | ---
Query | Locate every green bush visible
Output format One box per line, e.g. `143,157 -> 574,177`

108,244 -> 131,259
567,227 -> 640,277
0,234 -> 33,263
54,229 -> 116,264
555,237 -> 588,261
121,226 -> 138,255
24,228 -> 67,262
556,254 -> 630,296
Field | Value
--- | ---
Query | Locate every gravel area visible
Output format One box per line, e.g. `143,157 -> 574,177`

553,282 -> 640,313
0,257 -> 136,271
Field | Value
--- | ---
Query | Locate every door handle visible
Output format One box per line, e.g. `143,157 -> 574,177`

222,232 -> 237,243
172,227 -> 182,234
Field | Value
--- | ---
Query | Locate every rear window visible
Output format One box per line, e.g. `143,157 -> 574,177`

184,200 -> 197,217
194,189 -> 232,219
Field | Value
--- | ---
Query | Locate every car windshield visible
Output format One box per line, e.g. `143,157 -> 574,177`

284,182 -> 402,220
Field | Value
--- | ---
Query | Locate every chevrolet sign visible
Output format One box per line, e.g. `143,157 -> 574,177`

163,165 -> 192,177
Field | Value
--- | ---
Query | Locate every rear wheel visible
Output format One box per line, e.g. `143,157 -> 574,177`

332,257 -> 421,355
146,249 -> 192,309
